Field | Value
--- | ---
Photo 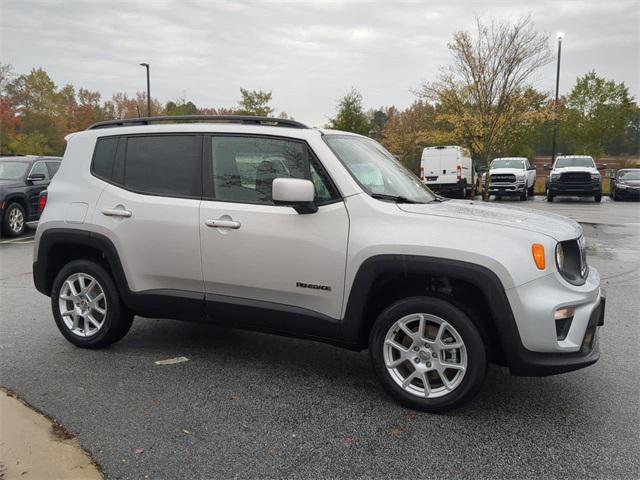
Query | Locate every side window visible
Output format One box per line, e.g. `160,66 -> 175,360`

29,162 -> 49,180
210,136 -> 338,205
124,135 -> 201,197
46,161 -> 61,178
92,137 -> 118,180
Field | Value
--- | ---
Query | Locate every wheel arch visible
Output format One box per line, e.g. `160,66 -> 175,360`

341,255 -> 522,365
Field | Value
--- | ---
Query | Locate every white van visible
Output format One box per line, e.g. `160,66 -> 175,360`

420,146 -> 474,198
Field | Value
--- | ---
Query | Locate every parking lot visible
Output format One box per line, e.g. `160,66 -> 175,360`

1,197 -> 638,479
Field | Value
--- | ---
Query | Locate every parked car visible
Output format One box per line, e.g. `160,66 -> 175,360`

0,155 -> 62,237
610,168 -> 640,201
420,146 -> 474,198
487,157 -> 536,200
546,155 -> 603,203
33,115 -> 605,412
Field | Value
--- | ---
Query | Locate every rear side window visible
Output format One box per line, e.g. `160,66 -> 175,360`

124,135 -> 201,197
92,137 -> 118,180
46,161 -> 61,178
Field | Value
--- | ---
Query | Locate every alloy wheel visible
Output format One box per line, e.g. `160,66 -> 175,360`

58,273 -> 107,337
8,207 -> 24,234
383,313 -> 467,399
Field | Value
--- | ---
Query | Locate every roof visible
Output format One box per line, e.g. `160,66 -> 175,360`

87,115 -> 308,130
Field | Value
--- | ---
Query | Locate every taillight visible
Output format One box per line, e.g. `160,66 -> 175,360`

420,167 -> 424,181
456,165 -> 462,179
38,194 -> 47,213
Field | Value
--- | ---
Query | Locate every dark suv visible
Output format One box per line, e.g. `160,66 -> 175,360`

0,156 -> 62,237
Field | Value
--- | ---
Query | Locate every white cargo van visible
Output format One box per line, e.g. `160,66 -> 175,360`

420,146 -> 474,198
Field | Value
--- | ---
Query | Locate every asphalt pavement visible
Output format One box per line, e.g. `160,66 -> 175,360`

1,199 -> 639,479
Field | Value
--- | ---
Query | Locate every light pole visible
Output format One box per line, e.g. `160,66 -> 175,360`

550,32 -> 564,163
139,63 -> 151,117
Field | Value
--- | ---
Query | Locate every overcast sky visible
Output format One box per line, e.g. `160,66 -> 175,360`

1,0 -> 638,126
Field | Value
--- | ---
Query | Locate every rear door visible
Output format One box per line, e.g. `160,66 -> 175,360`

92,134 -> 204,307
422,149 -> 442,183
199,134 -> 349,324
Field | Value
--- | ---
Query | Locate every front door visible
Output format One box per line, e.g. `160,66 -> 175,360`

199,134 -> 349,333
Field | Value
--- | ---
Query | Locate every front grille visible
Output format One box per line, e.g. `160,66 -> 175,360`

560,172 -> 591,183
490,174 -> 516,183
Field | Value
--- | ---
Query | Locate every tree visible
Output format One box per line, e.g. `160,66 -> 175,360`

560,71 -> 636,158
418,16 -> 552,198
368,108 -> 389,141
236,88 -> 274,116
166,99 -> 198,116
328,88 -> 370,135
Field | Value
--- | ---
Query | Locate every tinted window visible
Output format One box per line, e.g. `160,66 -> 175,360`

125,135 -> 201,197
29,162 -> 49,180
210,136 -> 336,205
0,161 -> 29,180
92,137 -> 118,180
46,161 -> 61,178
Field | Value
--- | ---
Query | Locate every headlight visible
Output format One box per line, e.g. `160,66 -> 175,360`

555,238 -> 587,286
550,173 -> 560,181
555,243 -> 565,271
591,173 -> 600,180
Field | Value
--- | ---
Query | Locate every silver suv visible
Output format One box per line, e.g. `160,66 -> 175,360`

33,116 -> 605,412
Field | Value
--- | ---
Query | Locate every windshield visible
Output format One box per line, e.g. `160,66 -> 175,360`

618,170 -> 640,180
491,159 -> 524,169
0,161 -> 29,180
324,135 -> 436,203
555,157 -> 595,168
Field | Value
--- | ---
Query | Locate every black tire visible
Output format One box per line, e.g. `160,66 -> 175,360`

495,195 -> 501,201
2,202 -> 26,237
595,194 -> 602,203
547,193 -> 554,202
459,182 -> 467,199
520,188 -> 528,201
611,189 -> 617,201
369,296 -> 487,412
51,260 -> 133,348
528,185 -> 535,197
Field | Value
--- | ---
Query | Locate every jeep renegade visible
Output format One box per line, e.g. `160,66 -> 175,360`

33,116 -> 605,412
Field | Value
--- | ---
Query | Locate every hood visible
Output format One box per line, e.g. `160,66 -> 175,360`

0,179 -> 23,189
618,179 -> 640,186
489,167 -> 525,175
553,166 -> 598,174
398,199 -> 582,242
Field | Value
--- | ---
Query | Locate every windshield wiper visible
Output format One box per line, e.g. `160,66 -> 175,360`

370,193 -> 424,204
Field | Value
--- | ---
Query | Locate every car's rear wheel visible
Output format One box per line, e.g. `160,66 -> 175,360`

51,260 -> 133,348
369,297 -> 487,412
595,194 -> 602,203
2,203 -> 26,237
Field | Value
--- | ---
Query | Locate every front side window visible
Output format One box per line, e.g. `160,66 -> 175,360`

555,157 -> 596,168
124,135 -> 201,197
0,161 -> 29,180
210,136 -> 337,205
324,135 -> 436,203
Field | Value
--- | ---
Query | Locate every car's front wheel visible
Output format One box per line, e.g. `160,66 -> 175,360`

369,297 -> 487,412
51,260 -> 133,348
2,203 -> 26,237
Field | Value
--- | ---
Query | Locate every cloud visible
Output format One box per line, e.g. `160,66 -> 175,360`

1,0 -> 637,126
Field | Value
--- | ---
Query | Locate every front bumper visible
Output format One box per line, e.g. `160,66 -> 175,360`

425,180 -> 464,196
489,182 -> 526,195
548,180 -> 601,196
503,267 -> 604,376
614,186 -> 640,199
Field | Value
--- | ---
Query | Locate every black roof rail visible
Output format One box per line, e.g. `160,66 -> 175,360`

87,115 -> 308,130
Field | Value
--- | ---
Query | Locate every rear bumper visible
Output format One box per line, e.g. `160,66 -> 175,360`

425,180 -> 464,194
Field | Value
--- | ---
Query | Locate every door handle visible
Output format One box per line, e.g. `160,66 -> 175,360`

101,208 -> 132,218
205,219 -> 241,229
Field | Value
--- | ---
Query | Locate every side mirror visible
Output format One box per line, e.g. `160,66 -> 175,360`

27,173 -> 46,182
272,178 -> 317,214
543,164 -> 552,171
